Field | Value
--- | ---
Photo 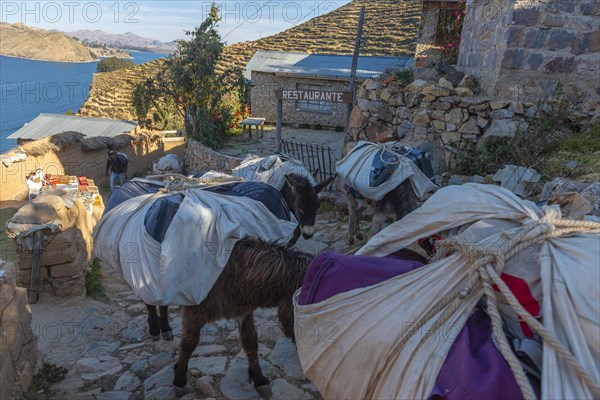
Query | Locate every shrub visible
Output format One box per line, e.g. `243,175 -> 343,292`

394,70 -> 414,87
97,57 -> 135,73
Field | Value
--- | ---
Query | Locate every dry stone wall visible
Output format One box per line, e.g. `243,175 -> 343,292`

0,261 -> 38,399
185,140 -> 242,175
345,74 -> 600,167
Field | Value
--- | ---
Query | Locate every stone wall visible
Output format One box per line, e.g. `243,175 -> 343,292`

416,0 -> 450,59
458,0 -> 600,100
345,74 -> 600,167
0,261 -> 38,399
185,140 -> 242,175
16,228 -> 92,298
250,72 -> 352,128
0,134 -> 185,201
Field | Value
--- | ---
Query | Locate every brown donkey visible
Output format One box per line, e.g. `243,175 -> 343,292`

172,237 -> 313,388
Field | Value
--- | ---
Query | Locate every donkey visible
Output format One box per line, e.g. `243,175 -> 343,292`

169,236 -> 313,388
282,173 -> 334,244
346,180 -> 419,245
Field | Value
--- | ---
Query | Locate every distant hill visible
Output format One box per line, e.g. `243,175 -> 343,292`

78,0 -> 422,120
0,23 -> 95,62
63,29 -> 177,54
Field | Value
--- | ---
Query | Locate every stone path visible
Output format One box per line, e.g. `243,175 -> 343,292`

29,124 -> 366,399
31,209 -> 361,400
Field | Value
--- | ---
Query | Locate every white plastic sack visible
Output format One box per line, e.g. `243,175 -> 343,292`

231,154 -> 315,190
295,183 -> 599,399
336,140 -> 438,201
152,154 -> 183,175
93,188 -> 297,305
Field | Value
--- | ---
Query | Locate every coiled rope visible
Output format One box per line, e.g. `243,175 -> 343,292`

365,206 -> 600,399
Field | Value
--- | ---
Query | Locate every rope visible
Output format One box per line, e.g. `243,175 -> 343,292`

366,208 -> 600,398
432,211 -> 600,398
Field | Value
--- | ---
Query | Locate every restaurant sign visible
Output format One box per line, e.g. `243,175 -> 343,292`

275,89 -> 353,104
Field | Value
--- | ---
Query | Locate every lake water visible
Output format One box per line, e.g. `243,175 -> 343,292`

0,51 -> 167,153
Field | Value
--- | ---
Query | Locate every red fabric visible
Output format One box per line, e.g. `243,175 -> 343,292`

493,273 -> 540,337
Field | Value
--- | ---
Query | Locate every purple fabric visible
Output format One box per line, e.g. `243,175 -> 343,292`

298,251 -> 527,399
430,308 -> 525,400
298,250 -> 425,305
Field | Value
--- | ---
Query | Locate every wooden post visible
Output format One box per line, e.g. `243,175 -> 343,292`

29,229 -> 44,304
346,6 -> 365,129
276,97 -> 283,152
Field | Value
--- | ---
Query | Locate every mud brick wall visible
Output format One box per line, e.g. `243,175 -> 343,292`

0,261 -> 38,399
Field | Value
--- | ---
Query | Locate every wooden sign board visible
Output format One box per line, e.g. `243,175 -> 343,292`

275,89 -> 353,104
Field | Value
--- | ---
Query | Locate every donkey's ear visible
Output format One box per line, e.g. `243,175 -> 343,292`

284,174 -> 299,192
314,176 -> 335,193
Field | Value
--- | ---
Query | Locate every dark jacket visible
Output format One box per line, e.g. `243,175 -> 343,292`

106,154 -> 128,174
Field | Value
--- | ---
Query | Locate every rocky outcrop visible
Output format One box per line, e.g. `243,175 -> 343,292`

0,261 -> 38,399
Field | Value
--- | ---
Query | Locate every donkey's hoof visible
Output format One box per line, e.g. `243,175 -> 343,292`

162,331 -> 174,341
252,375 -> 270,388
174,385 -> 189,397
173,375 -> 187,388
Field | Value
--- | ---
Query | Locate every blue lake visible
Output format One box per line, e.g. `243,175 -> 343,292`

0,51 -> 166,153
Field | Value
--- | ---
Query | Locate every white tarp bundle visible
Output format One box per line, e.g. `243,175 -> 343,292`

294,183 -> 599,399
336,141 -> 438,201
152,154 -> 183,175
93,187 -> 297,305
231,154 -> 315,190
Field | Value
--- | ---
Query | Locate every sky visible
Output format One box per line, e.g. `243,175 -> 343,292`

1,1 -> 351,45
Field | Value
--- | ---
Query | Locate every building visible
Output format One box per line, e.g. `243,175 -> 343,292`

7,113 -> 138,145
246,50 -> 414,128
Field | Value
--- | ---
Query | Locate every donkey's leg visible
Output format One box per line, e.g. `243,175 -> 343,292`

173,306 -> 204,388
146,304 -> 161,341
277,299 -> 295,341
239,312 -> 269,387
354,203 -> 364,241
158,306 -> 173,341
370,210 -> 388,238
347,193 -> 359,245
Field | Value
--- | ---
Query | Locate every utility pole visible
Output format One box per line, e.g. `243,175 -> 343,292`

346,6 -> 365,129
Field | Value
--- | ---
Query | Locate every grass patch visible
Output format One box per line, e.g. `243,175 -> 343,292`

0,208 -> 18,264
20,362 -> 68,400
451,86 -> 598,188
85,258 -> 109,302
318,200 -> 335,214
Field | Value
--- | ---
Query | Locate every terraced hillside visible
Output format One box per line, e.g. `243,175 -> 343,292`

78,0 -> 422,120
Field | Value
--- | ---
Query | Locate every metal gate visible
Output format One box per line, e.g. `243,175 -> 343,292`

281,139 -> 338,184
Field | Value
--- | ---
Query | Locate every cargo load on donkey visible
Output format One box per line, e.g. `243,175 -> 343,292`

93,176 -> 298,305
336,140 -> 439,244
294,183 -> 600,399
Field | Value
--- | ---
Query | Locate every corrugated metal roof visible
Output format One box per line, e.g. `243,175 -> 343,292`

245,50 -> 414,80
7,113 -> 137,140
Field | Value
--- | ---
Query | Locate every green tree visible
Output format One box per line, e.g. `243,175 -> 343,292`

97,57 -> 135,72
133,4 -> 247,148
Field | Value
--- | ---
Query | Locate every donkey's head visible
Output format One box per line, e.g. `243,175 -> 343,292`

283,173 -> 334,240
